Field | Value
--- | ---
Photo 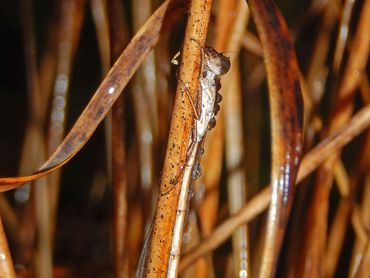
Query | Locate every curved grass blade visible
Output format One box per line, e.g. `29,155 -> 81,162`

246,0 -> 304,276
180,103 -> 370,272
0,0 -> 176,192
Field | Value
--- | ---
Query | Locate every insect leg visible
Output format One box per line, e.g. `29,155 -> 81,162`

177,78 -> 199,120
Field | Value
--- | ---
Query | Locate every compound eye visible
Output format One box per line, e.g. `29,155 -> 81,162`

202,71 -> 207,78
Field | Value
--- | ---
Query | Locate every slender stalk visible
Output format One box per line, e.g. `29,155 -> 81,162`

107,0 -> 129,276
131,0 -> 156,225
47,0 -> 86,242
180,104 -> 370,271
20,0 -> 50,275
350,176 -> 370,277
140,0 -> 213,276
299,1 -> 370,275
222,1 -> 250,275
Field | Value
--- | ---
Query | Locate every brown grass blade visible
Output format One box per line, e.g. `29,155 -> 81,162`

180,103 -> 370,271
0,0 -> 175,191
246,0 -> 304,276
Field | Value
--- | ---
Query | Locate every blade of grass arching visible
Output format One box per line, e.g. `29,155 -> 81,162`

180,103 -> 370,271
139,1 -> 213,276
241,25 -> 313,129
0,217 -> 15,277
246,0 -> 304,276
299,1 -> 370,275
0,0 -> 178,191
107,0 -> 129,276
131,0 -> 157,226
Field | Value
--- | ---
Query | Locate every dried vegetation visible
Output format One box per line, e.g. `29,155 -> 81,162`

0,0 -> 369,277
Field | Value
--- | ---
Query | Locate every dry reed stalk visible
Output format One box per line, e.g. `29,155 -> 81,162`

299,1 -> 370,275
196,0 -> 237,241
0,1 -> 368,276
180,104 -> 370,271
20,0 -> 51,275
222,1 -> 250,275
139,1 -> 213,276
306,0 -> 337,104
91,0 -> 111,75
350,175 -> 370,277
107,0 -> 129,276
131,0 -> 157,226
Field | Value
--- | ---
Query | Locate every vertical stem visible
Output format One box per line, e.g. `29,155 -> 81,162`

222,1 -> 250,276
142,0 -> 213,276
107,0 -> 128,276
